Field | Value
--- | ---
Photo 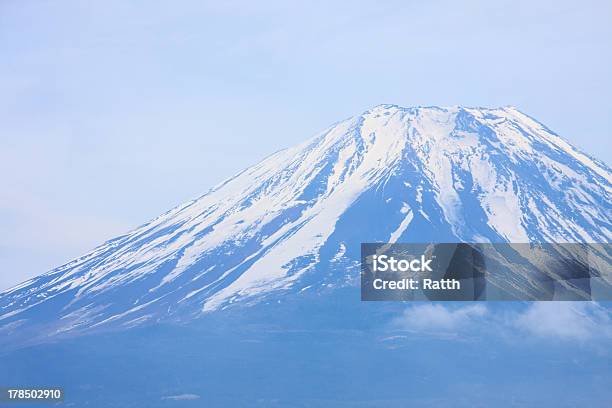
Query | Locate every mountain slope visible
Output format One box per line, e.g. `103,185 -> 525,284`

1,105 -> 610,343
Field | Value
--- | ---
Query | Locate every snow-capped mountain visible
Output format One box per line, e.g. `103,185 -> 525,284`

1,105 -> 610,342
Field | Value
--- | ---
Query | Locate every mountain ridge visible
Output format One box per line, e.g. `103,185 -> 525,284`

1,104 -> 610,345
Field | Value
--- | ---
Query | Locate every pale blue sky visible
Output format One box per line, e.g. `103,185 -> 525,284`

1,0 -> 611,289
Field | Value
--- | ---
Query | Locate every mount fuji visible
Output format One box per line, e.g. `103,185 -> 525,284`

1,104 -> 611,347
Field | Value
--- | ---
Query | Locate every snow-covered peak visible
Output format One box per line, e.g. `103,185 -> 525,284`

1,105 -> 610,342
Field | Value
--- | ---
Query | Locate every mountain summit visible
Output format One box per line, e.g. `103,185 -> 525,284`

1,105 -> 610,343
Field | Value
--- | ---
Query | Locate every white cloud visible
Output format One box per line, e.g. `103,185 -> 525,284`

161,394 -> 200,401
391,302 -> 612,344
513,302 -> 612,341
392,303 -> 488,332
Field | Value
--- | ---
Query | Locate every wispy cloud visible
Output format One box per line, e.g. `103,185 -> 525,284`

391,303 -> 488,332
161,394 -> 200,401
391,302 -> 612,344
513,302 -> 612,341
